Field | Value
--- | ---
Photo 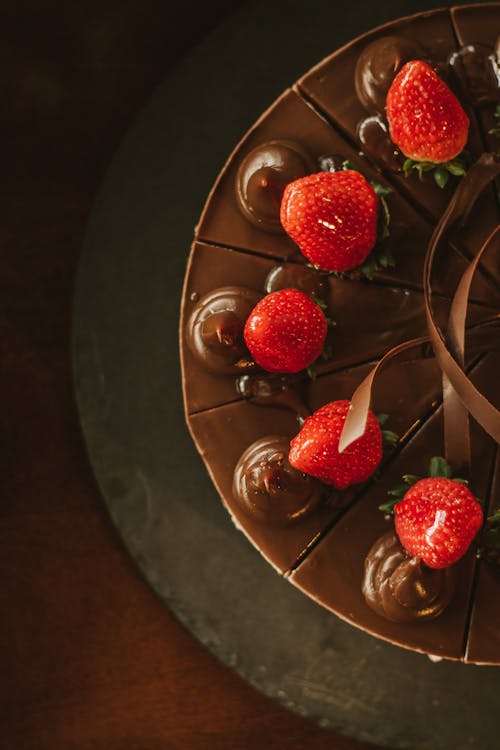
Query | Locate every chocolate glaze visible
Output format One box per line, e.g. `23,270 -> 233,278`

357,115 -> 400,171
297,7 -> 500,273
181,6 -> 500,662
354,35 -> 424,114
265,263 -> 327,301
186,285 -> 260,373
236,372 -> 310,422
232,435 -> 322,525
182,241 -> 500,416
451,6 -> 500,207
449,43 -> 500,105
235,140 -> 313,232
290,357 -> 497,660
196,89 -> 500,300
461,351 -> 500,665
363,530 -> 456,623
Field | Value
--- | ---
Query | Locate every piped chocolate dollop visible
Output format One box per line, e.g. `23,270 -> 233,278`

362,530 -> 456,623
187,286 -> 261,373
232,435 -> 322,525
354,35 -> 424,114
235,140 -> 314,232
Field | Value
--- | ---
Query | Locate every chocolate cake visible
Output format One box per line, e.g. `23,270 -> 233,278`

180,5 -> 500,663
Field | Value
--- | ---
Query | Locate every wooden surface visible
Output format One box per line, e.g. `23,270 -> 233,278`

0,3 -> 376,748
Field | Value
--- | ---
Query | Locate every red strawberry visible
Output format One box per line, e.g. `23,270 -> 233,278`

289,400 -> 382,489
243,288 -> 327,373
386,60 -> 469,163
280,170 -> 378,272
394,477 -> 483,569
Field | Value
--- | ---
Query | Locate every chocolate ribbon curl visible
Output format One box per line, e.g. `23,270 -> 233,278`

338,338 -> 432,453
339,153 -> 500,462
424,154 -> 500,465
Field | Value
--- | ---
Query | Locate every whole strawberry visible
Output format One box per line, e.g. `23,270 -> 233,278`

243,288 -> 327,373
394,477 -> 483,569
386,60 -> 469,164
289,400 -> 382,489
280,170 -> 378,272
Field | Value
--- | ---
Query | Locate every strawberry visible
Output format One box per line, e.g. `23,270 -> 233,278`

280,170 -> 379,272
386,60 -> 469,165
243,288 -> 327,373
289,400 -> 382,489
394,477 -> 483,569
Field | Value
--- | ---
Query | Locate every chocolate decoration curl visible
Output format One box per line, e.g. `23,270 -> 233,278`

338,337 -> 432,453
424,154 -> 500,456
339,153 -> 500,460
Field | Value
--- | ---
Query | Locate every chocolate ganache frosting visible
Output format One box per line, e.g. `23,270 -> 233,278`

236,141 -> 314,233
181,5 -> 500,663
362,531 -> 456,623
232,436 -> 323,525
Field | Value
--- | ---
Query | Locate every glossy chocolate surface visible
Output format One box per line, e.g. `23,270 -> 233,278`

290,356 -> 497,660
362,530 -> 456,623
235,141 -> 314,232
181,5 -> 500,662
232,435 -> 322,525
297,9 -> 500,283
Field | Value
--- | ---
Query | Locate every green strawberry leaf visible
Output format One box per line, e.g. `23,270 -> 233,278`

402,155 -> 468,186
429,456 -> 452,479
387,484 -> 407,498
402,473 -> 421,486
376,412 -> 389,426
312,295 -> 328,311
382,430 -> 399,447
306,365 -> 317,380
378,195 -> 391,235
484,525 -> 500,549
361,255 -> 378,281
371,181 -> 391,197
341,160 -> 358,172
434,167 -> 449,189
402,158 -> 415,176
446,161 -> 467,177
378,245 -> 395,268
484,510 -> 500,549
321,341 -> 333,361
379,497 -> 401,515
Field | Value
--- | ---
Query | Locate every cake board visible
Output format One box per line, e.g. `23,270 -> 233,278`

73,1 -> 500,747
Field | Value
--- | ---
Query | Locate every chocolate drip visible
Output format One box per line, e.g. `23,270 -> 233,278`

187,285 -> 261,373
232,436 -> 322,525
363,530 -> 456,623
357,115 -> 401,170
235,141 -> 314,232
236,372 -> 310,422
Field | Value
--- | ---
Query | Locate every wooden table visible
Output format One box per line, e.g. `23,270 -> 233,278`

1,3 -> 374,747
